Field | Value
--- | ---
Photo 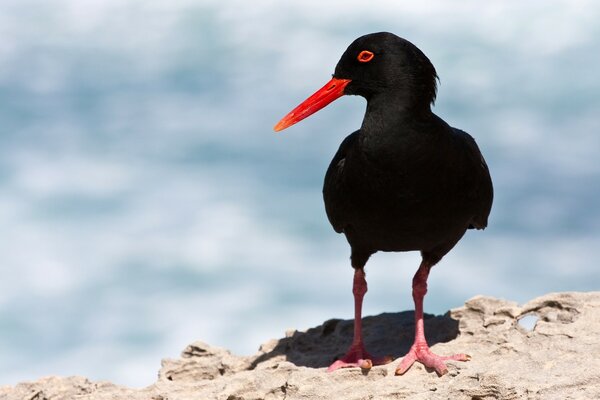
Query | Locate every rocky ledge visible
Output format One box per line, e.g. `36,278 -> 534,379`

2,292 -> 599,400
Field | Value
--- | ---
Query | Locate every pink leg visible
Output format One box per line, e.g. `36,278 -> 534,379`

395,261 -> 470,376
328,268 -> 392,371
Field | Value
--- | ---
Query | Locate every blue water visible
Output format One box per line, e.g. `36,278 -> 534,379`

1,0 -> 599,388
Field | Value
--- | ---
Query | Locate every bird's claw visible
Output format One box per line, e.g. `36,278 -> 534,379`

327,358 -> 372,372
327,344 -> 392,372
395,345 -> 470,376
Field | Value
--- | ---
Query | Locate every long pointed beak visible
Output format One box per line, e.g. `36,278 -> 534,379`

274,77 -> 351,132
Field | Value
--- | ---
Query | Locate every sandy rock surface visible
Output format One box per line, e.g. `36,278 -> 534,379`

2,292 -> 599,400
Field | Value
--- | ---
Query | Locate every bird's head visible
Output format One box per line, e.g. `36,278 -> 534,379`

274,32 -> 438,132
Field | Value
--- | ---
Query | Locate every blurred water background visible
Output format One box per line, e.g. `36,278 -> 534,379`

1,0 -> 599,388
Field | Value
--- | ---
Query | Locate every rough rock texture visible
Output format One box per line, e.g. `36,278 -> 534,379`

2,292 -> 599,400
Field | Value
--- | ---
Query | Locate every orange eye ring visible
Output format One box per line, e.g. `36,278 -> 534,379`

357,50 -> 375,63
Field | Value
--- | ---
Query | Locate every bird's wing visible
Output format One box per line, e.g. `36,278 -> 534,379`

453,128 -> 494,230
323,131 -> 360,234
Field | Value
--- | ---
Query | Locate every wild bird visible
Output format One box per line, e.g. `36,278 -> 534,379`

274,32 -> 493,376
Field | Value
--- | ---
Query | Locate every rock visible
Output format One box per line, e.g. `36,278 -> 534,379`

1,292 -> 599,400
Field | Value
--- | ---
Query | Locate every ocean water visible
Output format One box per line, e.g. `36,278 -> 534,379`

0,0 -> 599,388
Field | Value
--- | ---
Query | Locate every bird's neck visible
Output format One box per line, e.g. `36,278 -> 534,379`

362,91 -> 432,126
358,93 -> 433,157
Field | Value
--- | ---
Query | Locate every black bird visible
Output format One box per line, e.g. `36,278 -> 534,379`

274,32 -> 493,376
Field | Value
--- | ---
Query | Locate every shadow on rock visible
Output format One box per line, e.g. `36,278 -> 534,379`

250,311 -> 459,369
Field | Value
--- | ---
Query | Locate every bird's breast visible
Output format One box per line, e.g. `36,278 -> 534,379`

325,136 -> 477,252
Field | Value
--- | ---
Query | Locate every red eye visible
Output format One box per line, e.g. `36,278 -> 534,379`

357,50 -> 374,63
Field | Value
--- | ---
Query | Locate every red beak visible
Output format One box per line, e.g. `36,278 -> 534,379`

274,77 -> 351,132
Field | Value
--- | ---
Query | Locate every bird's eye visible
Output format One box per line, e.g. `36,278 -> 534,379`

357,50 -> 375,63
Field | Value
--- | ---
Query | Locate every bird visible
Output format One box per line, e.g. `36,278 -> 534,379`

274,32 -> 493,376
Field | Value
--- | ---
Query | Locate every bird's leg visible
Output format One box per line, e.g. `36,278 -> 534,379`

328,268 -> 391,372
395,260 -> 470,376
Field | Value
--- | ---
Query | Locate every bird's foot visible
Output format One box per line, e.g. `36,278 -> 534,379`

395,343 -> 470,376
328,342 -> 392,372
